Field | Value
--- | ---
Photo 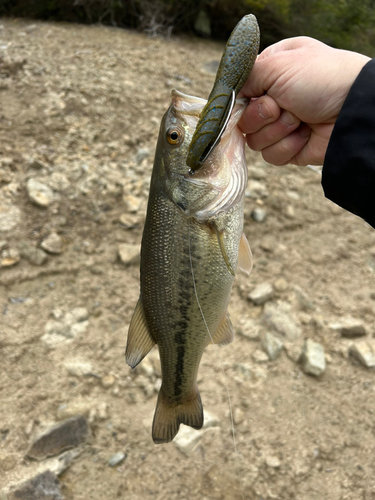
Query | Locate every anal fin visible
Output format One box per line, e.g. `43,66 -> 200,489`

125,297 -> 155,369
238,232 -> 253,275
210,313 -> 234,345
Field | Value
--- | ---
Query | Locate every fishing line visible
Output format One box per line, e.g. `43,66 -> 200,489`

188,219 -> 245,500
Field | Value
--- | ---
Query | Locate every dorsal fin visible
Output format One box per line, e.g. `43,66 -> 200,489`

125,297 -> 155,369
238,232 -> 253,275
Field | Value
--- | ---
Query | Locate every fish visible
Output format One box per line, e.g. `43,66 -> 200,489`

186,14 -> 259,172
125,89 -> 253,444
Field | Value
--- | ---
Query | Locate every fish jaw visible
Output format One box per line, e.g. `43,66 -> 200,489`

164,91 -> 248,221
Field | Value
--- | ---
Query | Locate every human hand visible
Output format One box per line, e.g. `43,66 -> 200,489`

238,37 -> 371,166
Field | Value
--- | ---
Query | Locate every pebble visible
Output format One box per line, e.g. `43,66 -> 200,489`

0,247 -> 20,267
262,302 -> 301,341
294,286 -> 315,311
248,166 -> 267,180
70,321 -> 89,338
26,415 -> 89,460
236,318 -> 261,341
300,339 -> 326,376
118,243 -> 140,265
26,178 -> 54,207
64,359 -> 93,377
252,349 -> 269,363
5,471 -> 63,500
18,242 -> 48,265
108,452 -> 126,467
44,320 -> 71,338
57,399 -> 95,420
266,456 -> 281,468
173,426 -> 203,454
63,307 -> 89,325
28,157 -> 47,170
273,277 -> 288,293
101,374 -> 116,388
40,232 -> 63,254
251,207 -> 267,223
349,341 -> 375,368
330,317 -> 367,338
0,203 -> 21,232
248,282 -> 274,305
261,332 -> 283,360
123,194 -> 142,213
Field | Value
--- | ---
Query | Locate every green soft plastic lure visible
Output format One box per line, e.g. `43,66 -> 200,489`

186,14 -> 260,172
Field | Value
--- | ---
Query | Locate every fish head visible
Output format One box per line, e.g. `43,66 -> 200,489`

155,89 -> 248,220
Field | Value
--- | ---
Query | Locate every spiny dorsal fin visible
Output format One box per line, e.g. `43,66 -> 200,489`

210,313 -> 234,345
238,232 -> 253,275
125,297 -> 155,369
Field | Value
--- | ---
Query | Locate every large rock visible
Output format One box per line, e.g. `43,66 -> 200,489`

26,415 -> 89,460
349,340 -> 375,368
5,471 -> 63,500
261,332 -> 283,360
330,317 -> 367,338
248,282 -> 274,305
300,339 -> 326,376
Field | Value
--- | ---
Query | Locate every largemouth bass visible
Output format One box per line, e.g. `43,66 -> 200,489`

126,90 -> 252,444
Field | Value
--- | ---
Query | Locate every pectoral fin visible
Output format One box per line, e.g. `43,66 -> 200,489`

238,232 -> 253,275
210,313 -> 234,345
125,297 -> 155,369
213,223 -> 235,276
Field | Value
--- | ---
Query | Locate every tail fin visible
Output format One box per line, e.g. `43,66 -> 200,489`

152,387 -> 204,444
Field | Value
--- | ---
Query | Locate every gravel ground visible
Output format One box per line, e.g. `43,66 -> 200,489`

1,18 -> 375,500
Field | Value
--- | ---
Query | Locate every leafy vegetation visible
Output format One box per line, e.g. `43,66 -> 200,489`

1,0 -> 375,55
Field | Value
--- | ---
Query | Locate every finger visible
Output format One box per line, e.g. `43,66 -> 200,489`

246,110 -> 301,152
238,95 -> 281,134
260,124 -> 311,166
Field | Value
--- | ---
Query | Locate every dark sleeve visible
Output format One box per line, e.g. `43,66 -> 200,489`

322,58 -> 375,228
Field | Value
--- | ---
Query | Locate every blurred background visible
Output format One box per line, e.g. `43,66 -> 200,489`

2,0 -> 375,54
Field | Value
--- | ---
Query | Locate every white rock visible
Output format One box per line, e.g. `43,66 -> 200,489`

108,452 -> 126,467
349,341 -> 375,368
63,307 -> 89,326
118,243 -> 140,265
0,204 -> 21,232
70,321 -> 89,338
173,425 -> 204,454
248,282 -> 274,305
64,359 -> 93,377
261,332 -> 283,360
252,350 -> 269,363
41,232 -> 63,254
57,399 -> 95,420
300,339 -> 326,376
266,456 -> 281,468
251,207 -> 267,223
330,317 -> 367,338
262,302 -> 301,341
26,178 -> 54,207
203,410 -> 221,429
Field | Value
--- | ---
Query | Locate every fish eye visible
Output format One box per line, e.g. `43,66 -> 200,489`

166,127 -> 184,145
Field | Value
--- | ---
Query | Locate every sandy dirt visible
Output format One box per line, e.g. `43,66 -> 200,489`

0,18 -> 375,500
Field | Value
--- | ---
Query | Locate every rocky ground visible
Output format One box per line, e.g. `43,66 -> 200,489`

0,18 -> 375,500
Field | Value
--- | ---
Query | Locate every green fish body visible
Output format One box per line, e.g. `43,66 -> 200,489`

126,90 -> 252,444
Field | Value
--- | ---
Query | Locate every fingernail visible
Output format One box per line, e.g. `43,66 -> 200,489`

258,102 -> 272,120
280,110 -> 296,126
